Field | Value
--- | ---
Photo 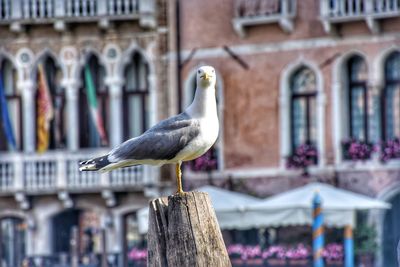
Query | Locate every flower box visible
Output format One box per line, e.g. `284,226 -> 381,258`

326,259 -> 343,267
380,138 -> 400,162
266,258 -> 286,266
288,258 -> 309,266
286,143 -> 318,169
342,139 -> 375,161
246,258 -> 264,266
231,258 -> 245,267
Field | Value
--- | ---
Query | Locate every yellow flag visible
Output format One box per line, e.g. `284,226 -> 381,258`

36,64 -> 54,153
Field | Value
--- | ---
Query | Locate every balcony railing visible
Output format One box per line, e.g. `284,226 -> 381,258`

320,0 -> 400,33
232,0 -> 297,37
0,150 -> 157,194
0,0 -> 156,31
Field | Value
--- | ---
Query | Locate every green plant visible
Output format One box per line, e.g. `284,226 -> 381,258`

354,224 -> 378,255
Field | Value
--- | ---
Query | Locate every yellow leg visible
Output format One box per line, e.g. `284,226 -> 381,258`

175,162 -> 184,194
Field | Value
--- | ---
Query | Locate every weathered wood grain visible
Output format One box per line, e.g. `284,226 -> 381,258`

148,191 -> 231,267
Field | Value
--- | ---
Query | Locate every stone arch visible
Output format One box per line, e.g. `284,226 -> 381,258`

373,183 -> 400,267
0,50 -> 17,69
331,50 -> 370,164
32,48 -> 61,79
373,46 -> 400,88
279,58 -> 325,168
119,43 -> 155,78
183,64 -> 225,170
0,209 -> 29,221
77,48 -> 107,78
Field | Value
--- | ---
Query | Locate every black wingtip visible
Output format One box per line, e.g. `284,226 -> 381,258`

79,155 -> 111,171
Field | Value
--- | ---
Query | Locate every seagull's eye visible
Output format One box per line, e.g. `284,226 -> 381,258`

212,70 -> 215,73
198,70 -> 201,74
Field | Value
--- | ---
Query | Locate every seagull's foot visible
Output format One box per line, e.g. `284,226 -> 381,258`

175,162 -> 184,195
175,188 -> 185,195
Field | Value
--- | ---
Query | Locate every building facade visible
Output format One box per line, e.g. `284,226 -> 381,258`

170,0 -> 400,266
0,0 -> 170,266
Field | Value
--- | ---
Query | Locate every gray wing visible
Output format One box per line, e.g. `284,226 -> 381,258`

108,112 -> 200,162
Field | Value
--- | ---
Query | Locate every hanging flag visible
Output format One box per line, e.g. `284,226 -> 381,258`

0,71 -> 16,150
84,64 -> 108,145
36,63 -> 54,153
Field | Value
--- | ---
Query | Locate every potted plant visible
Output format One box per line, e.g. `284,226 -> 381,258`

189,149 -> 218,172
127,247 -> 147,267
355,224 -> 378,267
262,245 -> 287,266
286,143 -> 318,175
323,243 -> 343,266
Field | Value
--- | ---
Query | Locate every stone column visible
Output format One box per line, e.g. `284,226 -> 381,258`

107,78 -> 124,147
64,80 -> 80,151
19,80 -> 36,153
368,81 -> 383,163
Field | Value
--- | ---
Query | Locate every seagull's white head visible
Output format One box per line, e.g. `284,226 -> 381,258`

196,66 -> 216,89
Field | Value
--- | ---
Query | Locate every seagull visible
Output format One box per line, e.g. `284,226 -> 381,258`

79,65 -> 219,194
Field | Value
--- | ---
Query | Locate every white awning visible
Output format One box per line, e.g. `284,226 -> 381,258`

138,182 -> 390,232
242,182 -> 390,228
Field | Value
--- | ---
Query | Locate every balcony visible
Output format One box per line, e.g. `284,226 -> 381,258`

232,0 -> 297,37
0,150 -> 157,196
0,0 -> 156,32
320,0 -> 400,34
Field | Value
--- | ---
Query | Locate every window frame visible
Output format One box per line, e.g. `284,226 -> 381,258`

347,56 -> 369,142
35,56 -> 66,150
289,67 -> 318,151
382,52 -> 400,141
0,59 -> 23,151
122,53 -> 149,141
79,55 -> 109,148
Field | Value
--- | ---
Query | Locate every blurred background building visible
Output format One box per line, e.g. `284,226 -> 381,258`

0,0 -> 170,266
1,0 -> 400,267
169,0 -> 400,266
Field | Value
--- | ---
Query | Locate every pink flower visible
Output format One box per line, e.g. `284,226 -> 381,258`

128,248 -> 147,261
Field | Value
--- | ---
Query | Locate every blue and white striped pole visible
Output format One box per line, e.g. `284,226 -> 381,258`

313,192 -> 324,267
344,225 -> 354,267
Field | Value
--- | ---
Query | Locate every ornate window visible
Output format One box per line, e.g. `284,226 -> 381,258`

290,67 -> 317,149
79,54 -> 109,148
382,52 -> 400,141
122,52 -> 149,140
347,56 -> 369,141
35,56 -> 65,150
0,58 -> 22,151
0,217 -> 26,267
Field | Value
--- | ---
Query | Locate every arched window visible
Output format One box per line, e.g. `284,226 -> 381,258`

347,56 -> 368,141
79,55 -> 108,148
0,217 -> 26,267
122,52 -> 149,140
35,56 -> 65,151
382,52 -> 400,141
290,67 -> 317,150
0,59 -> 22,151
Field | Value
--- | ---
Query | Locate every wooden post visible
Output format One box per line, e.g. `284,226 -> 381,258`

147,191 -> 231,267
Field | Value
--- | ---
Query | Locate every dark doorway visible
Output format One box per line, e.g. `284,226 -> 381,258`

383,193 -> 400,267
52,209 -> 81,254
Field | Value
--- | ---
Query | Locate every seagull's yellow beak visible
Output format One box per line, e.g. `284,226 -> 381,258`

200,72 -> 210,81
